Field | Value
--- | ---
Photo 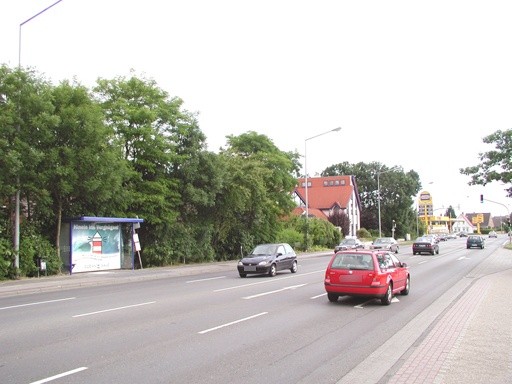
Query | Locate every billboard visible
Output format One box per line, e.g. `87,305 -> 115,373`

71,222 -> 121,273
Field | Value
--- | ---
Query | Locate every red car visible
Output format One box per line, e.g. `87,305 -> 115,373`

324,250 -> 410,305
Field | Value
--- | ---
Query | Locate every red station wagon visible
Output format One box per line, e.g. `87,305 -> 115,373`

324,250 -> 410,305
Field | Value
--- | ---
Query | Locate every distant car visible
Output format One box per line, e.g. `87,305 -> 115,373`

369,237 -> 399,253
412,236 -> 440,255
437,234 -> 448,241
334,238 -> 365,253
488,231 -> 498,238
458,232 -> 468,237
446,233 -> 458,240
324,250 -> 410,305
237,243 -> 298,277
467,235 -> 485,249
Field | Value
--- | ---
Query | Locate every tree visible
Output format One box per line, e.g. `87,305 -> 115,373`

211,132 -> 300,257
323,161 -> 421,237
328,211 -> 350,236
460,129 -> 512,198
42,80 -> 128,258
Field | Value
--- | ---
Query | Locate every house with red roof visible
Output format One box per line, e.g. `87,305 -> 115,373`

293,175 -> 361,237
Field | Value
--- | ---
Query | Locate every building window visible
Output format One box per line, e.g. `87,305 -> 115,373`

340,179 -> 346,185
323,181 -> 328,186
335,180 -> 340,185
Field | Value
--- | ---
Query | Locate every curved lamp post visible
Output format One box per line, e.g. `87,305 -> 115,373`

304,127 -> 342,249
14,0 -> 63,271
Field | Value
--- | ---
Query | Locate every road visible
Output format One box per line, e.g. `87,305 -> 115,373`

0,236 -> 503,384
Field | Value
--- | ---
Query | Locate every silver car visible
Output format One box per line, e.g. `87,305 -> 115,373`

369,237 -> 399,253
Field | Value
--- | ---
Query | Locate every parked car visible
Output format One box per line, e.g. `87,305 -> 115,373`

369,237 -> 399,253
412,236 -> 440,255
488,231 -> 498,238
237,243 -> 298,277
334,238 -> 365,253
324,250 -> 410,305
467,235 -> 485,249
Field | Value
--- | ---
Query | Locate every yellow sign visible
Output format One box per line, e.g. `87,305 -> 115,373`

472,214 -> 484,224
419,190 -> 432,205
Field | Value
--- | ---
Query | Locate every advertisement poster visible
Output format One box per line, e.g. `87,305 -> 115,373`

71,223 -> 121,272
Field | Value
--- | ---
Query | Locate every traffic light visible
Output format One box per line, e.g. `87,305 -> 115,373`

480,194 -> 483,203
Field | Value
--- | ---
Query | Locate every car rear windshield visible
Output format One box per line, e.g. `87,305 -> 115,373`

331,253 -> 374,270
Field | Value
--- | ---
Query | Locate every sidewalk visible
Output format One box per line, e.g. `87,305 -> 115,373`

386,245 -> 512,384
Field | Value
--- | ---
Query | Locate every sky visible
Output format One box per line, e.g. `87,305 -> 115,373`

2,0 -> 512,217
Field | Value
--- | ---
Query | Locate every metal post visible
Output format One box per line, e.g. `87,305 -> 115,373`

377,172 -> 382,238
377,166 -> 398,238
304,127 -> 342,250
15,0 -> 64,272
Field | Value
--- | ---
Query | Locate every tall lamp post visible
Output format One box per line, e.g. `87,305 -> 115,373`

14,0 -> 63,271
304,127 -> 342,249
377,166 -> 398,238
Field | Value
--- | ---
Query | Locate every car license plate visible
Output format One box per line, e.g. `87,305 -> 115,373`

244,266 -> 256,271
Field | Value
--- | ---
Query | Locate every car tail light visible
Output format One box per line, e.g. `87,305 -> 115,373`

370,274 -> 381,287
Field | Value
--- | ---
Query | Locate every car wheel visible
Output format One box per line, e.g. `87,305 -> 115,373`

401,276 -> 410,295
239,273 -> 247,278
436,248 -> 439,254
327,293 -> 339,302
431,250 -> 435,255
381,283 -> 393,305
290,260 -> 298,273
268,264 -> 277,277
395,246 -> 399,254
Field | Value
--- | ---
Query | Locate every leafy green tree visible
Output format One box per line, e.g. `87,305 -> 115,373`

323,161 -> 421,238
212,132 -> 299,258
0,65 -> 58,274
460,129 -> 512,198
94,73 -> 221,265
40,80 -> 129,257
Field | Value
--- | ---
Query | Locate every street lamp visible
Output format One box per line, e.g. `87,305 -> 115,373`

377,166 -> 398,238
304,127 -> 342,249
14,0 -> 63,271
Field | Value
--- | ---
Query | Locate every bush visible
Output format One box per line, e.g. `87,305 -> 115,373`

0,238 -> 14,280
276,227 -> 303,250
19,231 -> 61,277
356,228 -> 372,240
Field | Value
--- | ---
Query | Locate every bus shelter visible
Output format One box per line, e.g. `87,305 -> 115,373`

60,216 -> 144,274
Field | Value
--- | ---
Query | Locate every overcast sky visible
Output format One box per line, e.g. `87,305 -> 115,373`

2,0 -> 512,216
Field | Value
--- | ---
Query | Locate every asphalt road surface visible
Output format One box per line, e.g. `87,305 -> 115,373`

0,236 -> 503,384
